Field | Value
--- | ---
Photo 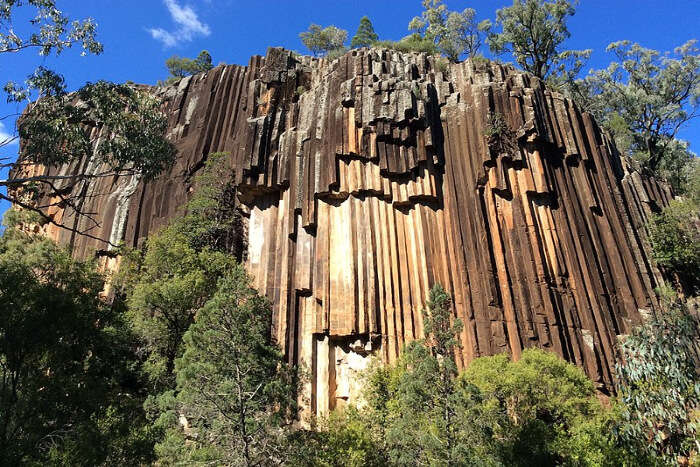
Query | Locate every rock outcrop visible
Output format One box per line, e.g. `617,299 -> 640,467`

19,47 -> 673,417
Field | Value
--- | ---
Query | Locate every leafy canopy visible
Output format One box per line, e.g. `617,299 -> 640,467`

0,1 -> 175,241
0,212 -> 155,465
374,33 -> 439,56
480,0 -> 591,81
312,286 -> 618,466
17,80 -> 175,180
462,349 -> 617,466
350,16 -> 379,48
121,153 -> 240,390
409,0 -> 482,61
615,300 -> 700,464
574,40 -> 700,172
0,0 -> 102,104
648,198 -> 700,294
351,285 -> 502,466
300,24 -> 348,57
154,265 -> 298,466
164,50 -> 214,84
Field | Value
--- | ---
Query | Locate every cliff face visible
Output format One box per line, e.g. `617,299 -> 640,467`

22,47 -> 673,417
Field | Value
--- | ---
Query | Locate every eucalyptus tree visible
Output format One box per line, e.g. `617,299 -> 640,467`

479,0 -> 591,81
575,40 -> 700,173
164,50 -> 213,84
300,24 -> 348,57
0,1 -> 175,243
409,0 -> 482,61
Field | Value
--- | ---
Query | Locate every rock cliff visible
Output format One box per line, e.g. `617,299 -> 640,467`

19,47 -> 673,417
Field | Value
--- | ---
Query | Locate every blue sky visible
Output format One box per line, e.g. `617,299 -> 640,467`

1,0 -> 698,216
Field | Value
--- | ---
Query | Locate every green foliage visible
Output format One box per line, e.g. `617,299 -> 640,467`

319,408 -> 383,466
615,301 -> 700,464
0,2 -> 174,228
154,264 -> 299,466
480,0 -> 591,80
310,285 -> 629,465
0,0 -> 102,106
300,24 -> 348,57
409,0 -> 481,61
574,40 -> 700,172
462,349 -> 618,466
686,157 -> 700,203
374,33 -> 439,55
356,285 -> 502,465
175,152 -> 243,255
123,225 -> 237,389
648,198 -> 700,294
484,112 -> 518,156
121,153 -> 240,390
435,56 -> 450,73
351,16 -> 379,48
656,140 -> 698,196
484,111 -> 510,139
117,152 -> 255,461
326,46 -> 350,61
314,287 -> 620,465
163,50 -> 214,84
17,80 -> 175,181
0,214 -> 155,465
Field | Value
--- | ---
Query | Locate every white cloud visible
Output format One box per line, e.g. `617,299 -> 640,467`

0,122 -> 17,147
148,0 -> 211,48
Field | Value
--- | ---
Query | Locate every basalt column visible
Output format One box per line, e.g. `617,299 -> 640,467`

15,48 -> 673,417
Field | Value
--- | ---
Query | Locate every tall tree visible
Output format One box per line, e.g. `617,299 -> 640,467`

0,2 -> 175,243
299,24 -> 348,57
479,0 -> 591,80
121,153 -> 240,391
0,212 -> 154,465
350,16 -> 379,48
154,265 -> 299,466
409,0 -> 481,61
574,40 -> 700,172
366,284 -> 500,465
164,50 -> 213,83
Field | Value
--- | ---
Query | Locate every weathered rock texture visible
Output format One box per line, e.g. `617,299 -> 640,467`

19,48 -> 673,417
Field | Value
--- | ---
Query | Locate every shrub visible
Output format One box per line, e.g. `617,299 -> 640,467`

312,408 -> 384,467
325,47 -> 349,62
648,198 -> 700,293
461,349 -> 619,465
615,301 -> 700,464
374,33 -> 439,55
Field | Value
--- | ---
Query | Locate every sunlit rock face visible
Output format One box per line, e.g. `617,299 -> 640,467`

17,47 -> 673,417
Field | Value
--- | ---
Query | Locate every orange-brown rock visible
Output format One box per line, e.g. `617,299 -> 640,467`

17,48 -> 673,416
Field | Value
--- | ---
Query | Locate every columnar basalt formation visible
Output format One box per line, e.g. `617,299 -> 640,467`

17,48 -> 673,417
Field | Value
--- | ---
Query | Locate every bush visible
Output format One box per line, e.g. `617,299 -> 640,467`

325,47 -> 349,61
461,349 -> 619,465
648,198 -> 700,293
311,408 -> 384,467
374,33 -> 439,55
615,301 -> 700,464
